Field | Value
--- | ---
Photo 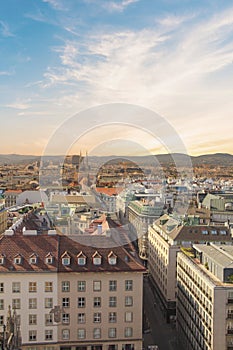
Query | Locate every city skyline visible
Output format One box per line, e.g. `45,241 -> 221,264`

1,0 -> 233,156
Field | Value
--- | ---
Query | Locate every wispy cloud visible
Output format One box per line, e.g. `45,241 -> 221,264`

5,100 -> 31,110
103,0 -> 140,12
0,70 -> 14,76
38,6 -> 233,155
83,0 -> 140,12
0,20 -> 14,37
42,0 -> 68,11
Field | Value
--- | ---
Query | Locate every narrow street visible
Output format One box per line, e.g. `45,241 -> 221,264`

143,277 -> 178,350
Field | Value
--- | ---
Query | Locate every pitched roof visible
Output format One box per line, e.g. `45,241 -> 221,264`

0,232 -> 145,274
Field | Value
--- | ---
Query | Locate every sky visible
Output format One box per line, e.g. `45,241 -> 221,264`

0,0 -> 233,156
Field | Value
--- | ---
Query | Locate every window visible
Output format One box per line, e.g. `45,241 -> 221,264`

108,328 -> 116,338
92,252 -> 102,265
62,257 -> 70,266
78,257 -> 86,265
211,230 -> 217,235
0,315 -> 4,326
78,297 -> 85,308
109,297 -> 117,307
62,313 -> 70,324
77,252 -> 87,266
108,346 -> 117,350
93,281 -> 101,291
29,298 -> 37,309
93,328 -> 101,339
12,299 -> 20,309
109,312 -> 117,323
14,256 -> 22,265
62,281 -> 70,292
29,314 -> 37,325
78,281 -> 86,292
45,298 -> 53,309
0,299 -> 4,310
125,296 -> 133,307
0,257 -> 4,265
108,252 -> 117,265
93,313 -> 101,323
202,230 -> 208,235
62,298 -> 70,308
29,282 -> 37,292
29,330 -> 37,341
125,280 -> 133,291
77,313 -> 85,324
45,314 -> 53,326
94,297 -> 101,307
122,344 -> 134,350
109,281 -> 117,291
45,330 -> 53,341
125,327 -> 133,337
45,255 -> 53,264
62,329 -> 70,340
220,230 -> 227,235
77,329 -> 86,339
45,282 -> 53,292
0,283 -> 3,293
30,256 -> 37,265
125,312 -> 133,322
12,282 -> 21,293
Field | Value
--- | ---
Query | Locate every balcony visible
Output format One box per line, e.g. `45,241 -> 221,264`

227,329 -> 233,335
227,299 -> 233,304
227,313 -> 233,319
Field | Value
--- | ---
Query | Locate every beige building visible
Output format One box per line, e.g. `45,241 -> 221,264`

177,244 -> 233,350
4,190 -> 22,208
127,200 -> 163,260
0,198 -> 7,234
0,230 -> 145,350
148,214 -> 232,322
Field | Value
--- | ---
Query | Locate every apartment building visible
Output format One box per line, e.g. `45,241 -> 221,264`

4,190 -> 22,208
0,198 -> 7,234
127,200 -> 163,260
148,214 -> 232,322
176,244 -> 233,350
0,230 -> 145,350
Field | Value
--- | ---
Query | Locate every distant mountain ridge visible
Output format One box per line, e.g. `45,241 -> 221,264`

0,153 -> 232,166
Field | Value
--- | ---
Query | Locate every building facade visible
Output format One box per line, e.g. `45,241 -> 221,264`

177,244 -> 233,350
0,230 -> 145,350
148,214 -> 232,322
0,198 -> 7,234
127,200 -> 163,260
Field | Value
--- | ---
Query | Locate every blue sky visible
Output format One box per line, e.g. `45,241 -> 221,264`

1,0 -> 233,156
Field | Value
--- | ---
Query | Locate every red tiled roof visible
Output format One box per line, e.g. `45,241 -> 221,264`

0,232 -> 145,274
96,187 -> 123,196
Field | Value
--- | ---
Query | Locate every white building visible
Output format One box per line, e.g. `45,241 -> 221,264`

0,229 -> 145,350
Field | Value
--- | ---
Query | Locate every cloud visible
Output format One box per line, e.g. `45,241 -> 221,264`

42,0 -> 67,11
22,6 -> 233,155
0,70 -> 13,76
6,100 -> 31,110
103,0 -> 140,12
0,20 -> 14,37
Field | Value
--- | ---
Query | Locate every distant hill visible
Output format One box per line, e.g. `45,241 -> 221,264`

0,153 -> 232,167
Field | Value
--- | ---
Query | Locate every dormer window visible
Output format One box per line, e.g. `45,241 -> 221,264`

45,253 -> 54,265
29,253 -> 38,265
77,252 -> 86,266
61,252 -> 71,266
108,251 -> 117,265
92,251 -> 102,266
14,254 -> 22,265
0,254 -> 5,265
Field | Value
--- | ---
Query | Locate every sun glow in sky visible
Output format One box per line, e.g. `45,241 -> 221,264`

0,0 -> 233,156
